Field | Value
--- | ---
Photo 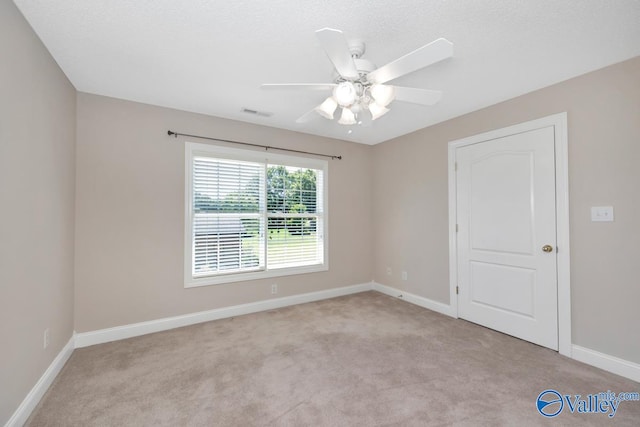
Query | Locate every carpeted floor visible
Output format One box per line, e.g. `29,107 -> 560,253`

27,291 -> 640,426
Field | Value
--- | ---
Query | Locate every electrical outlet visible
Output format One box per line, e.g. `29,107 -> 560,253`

271,284 -> 278,294
401,271 -> 408,281
44,328 -> 50,349
386,267 -> 392,276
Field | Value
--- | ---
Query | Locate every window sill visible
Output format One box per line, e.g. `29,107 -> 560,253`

185,263 -> 328,288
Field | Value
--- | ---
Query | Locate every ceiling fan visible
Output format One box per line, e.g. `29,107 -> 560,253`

261,28 -> 453,126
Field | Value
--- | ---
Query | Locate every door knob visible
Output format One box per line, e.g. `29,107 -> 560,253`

542,245 -> 553,253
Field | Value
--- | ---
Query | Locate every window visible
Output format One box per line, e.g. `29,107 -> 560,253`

185,142 -> 328,287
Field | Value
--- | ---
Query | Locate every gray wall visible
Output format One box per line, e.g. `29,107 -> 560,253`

74,93 -> 373,332
0,0 -> 76,423
372,56 -> 640,364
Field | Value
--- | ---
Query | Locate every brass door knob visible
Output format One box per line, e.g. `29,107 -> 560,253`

542,245 -> 554,253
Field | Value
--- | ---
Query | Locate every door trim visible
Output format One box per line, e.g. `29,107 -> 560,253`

448,112 -> 571,356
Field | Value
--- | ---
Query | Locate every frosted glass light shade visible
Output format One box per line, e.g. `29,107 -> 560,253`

370,84 -> 395,106
369,102 -> 390,120
333,82 -> 357,106
315,97 -> 338,119
338,107 -> 357,125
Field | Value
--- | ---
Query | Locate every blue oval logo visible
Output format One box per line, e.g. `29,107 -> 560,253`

537,389 -> 564,417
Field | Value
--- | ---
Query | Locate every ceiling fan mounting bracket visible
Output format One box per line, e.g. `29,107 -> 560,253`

347,40 -> 365,59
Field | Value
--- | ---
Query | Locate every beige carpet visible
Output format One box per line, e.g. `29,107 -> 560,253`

27,292 -> 639,426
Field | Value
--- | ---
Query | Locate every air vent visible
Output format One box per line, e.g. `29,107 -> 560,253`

241,108 -> 273,118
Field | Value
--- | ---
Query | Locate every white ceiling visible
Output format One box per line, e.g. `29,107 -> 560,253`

14,0 -> 640,145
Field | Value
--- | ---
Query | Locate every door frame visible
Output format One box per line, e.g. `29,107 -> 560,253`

447,112 -> 571,356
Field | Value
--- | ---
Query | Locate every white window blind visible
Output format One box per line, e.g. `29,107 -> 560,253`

192,157 -> 265,277
186,143 -> 327,287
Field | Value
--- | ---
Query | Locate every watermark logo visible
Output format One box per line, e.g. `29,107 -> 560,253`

537,390 -> 564,417
536,389 -> 640,418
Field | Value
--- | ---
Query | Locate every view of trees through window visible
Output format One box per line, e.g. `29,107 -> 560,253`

194,165 -> 318,232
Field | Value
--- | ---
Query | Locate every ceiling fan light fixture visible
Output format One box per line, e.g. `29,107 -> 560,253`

369,102 -> 390,120
333,81 -> 357,106
263,29 -> 452,129
315,96 -> 338,119
370,84 -> 395,107
338,107 -> 357,125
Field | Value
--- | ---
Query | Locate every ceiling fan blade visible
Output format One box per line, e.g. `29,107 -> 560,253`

261,83 -> 336,91
315,28 -> 359,80
295,107 -> 320,124
367,38 -> 453,84
392,86 -> 443,105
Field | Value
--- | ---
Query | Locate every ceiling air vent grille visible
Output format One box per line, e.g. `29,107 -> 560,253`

241,108 -> 273,118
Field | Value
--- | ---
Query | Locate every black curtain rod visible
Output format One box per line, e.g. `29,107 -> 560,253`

167,130 -> 342,160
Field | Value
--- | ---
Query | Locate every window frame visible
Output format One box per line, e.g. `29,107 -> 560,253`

184,142 -> 328,288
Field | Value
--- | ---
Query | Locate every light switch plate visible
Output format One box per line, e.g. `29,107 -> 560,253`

591,206 -> 614,222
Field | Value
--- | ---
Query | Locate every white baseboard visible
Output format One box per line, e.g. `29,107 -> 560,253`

372,282 -> 456,318
5,334 -> 75,427
572,345 -> 640,383
75,282 -> 374,348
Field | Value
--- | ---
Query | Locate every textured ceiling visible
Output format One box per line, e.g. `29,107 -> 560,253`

13,0 -> 640,145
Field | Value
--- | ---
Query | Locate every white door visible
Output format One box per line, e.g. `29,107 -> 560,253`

456,126 -> 558,350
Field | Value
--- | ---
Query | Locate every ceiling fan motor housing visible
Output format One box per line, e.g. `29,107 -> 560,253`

354,58 -> 376,75
332,58 -> 376,83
